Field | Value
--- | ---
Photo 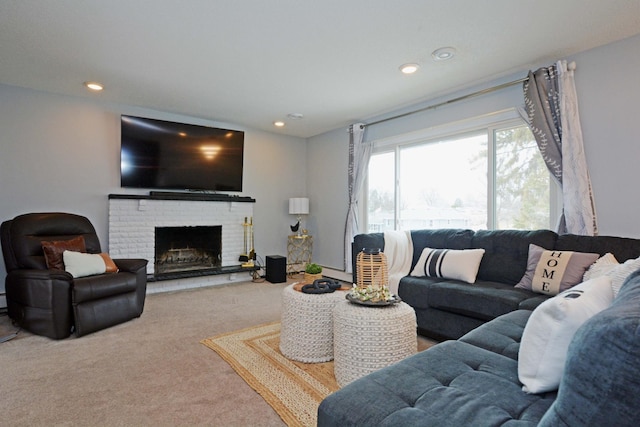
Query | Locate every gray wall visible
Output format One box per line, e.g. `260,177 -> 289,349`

308,33 -> 640,271
2,33 -> 639,305
0,83 -> 306,307
305,126 -> 349,270
572,34 -> 640,238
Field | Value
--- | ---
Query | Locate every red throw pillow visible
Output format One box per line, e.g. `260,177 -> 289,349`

99,253 -> 119,273
41,236 -> 86,270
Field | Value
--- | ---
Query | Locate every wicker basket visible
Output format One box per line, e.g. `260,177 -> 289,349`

303,272 -> 323,284
356,248 -> 388,290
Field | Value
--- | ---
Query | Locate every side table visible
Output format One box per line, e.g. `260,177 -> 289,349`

286,234 -> 313,275
332,300 -> 417,387
279,284 -> 344,363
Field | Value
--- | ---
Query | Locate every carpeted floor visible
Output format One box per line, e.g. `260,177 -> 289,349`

0,280 -> 291,426
0,279 -> 436,426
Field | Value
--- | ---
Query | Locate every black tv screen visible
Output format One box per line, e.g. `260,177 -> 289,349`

120,115 -> 244,192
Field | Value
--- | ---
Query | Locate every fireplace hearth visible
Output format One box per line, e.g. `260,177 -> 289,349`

155,226 -> 222,275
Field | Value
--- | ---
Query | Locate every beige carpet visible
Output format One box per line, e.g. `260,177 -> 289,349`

0,280 -> 292,426
1,279 -> 436,426
202,321 -> 435,427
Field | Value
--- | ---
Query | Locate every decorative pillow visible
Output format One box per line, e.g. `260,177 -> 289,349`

99,253 -> 119,273
579,253 -> 640,297
605,256 -> 640,297
583,252 -> 618,282
63,250 -> 118,278
409,247 -> 485,284
42,236 -> 86,270
515,244 -> 599,295
518,275 -> 613,394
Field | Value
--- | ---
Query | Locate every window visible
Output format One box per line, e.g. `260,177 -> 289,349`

365,113 -> 556,233
494,124 -> 552,230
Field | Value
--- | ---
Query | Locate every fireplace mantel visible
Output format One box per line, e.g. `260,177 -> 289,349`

108,192 -> 255,203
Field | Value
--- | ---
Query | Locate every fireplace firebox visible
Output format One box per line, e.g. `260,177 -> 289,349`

154,226 -> 222,275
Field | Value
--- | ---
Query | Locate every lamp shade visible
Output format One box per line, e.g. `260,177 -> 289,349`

289,198 -> 309,215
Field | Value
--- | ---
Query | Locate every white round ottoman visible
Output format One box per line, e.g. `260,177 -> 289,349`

279,284 -> 345,363
333,300 -> 417,387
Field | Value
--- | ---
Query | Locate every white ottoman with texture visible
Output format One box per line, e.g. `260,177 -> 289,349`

333,299 -> 417,387
279,284 -> 345,363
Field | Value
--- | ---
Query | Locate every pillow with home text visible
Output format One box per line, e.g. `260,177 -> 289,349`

515,244 -> 599,295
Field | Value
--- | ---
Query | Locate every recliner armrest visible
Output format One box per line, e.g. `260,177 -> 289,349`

113,258 -> 148,274
5,268 -> 74,339
7,268 -> 73,283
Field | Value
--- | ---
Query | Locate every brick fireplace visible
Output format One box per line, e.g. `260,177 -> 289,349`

108,194 -> 255,287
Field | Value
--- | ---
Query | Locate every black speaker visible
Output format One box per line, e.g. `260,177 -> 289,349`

266,255 -> 287,283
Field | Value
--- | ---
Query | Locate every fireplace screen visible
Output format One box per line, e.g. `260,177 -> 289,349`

154,226 -> 222,275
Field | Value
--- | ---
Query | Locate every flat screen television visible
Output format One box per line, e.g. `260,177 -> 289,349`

120,115 -> 244,192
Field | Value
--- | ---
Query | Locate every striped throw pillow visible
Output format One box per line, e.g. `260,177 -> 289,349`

410,247 -> 485,284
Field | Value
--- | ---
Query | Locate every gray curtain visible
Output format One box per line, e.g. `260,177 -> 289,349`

523,60 -> 598,235
344,123 -> 371,273
524,64 -> 563,184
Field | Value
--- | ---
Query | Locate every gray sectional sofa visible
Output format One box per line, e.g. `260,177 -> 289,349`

318,269 -> 640,426
319,229 -> 640,426
351,228 -> 640,340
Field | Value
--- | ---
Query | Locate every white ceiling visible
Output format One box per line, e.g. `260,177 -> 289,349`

1,0 -> 640,138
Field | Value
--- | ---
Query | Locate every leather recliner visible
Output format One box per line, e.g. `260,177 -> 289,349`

1,212 -> 148,339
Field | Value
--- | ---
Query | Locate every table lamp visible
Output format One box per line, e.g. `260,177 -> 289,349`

289,197 -> 309,236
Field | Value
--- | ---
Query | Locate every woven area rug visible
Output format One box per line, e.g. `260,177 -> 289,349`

201,322 -> 339,427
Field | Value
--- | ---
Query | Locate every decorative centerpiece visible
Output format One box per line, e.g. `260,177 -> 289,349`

349,283 -> 392,303
349,248 -> 400,306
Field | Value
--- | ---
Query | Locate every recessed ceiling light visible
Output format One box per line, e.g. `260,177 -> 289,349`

83,81 -> 104,91
274,121 -> 285,127
431,47 -> 456,61
287,113 -> 304,120
399,63 -> 420,74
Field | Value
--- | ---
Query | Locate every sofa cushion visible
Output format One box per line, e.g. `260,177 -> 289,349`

471,229 -> 558,285
459,309 -> 532,360
427,279 -> 542,321
352,232 -> 385,254
412,304 -> 487,341
555,233 -> 640,263
518,294 -> 550,310
397,275 -> 438,310
72,271 -> 139,304
409,229 -> 474,271
318,340 -> 556,427
409,247 -> 485,283
538,270 -> 640,426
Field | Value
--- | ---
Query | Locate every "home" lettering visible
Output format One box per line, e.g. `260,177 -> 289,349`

532,251 -> 571,295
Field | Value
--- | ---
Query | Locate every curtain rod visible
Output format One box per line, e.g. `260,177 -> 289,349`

364,76 -> 529,128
